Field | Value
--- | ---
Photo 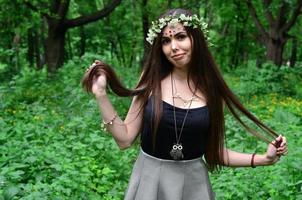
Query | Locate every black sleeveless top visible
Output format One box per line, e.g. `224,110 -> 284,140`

140,98 -> 210,160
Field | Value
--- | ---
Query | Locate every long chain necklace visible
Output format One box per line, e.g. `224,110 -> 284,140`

169,74 -> 195,160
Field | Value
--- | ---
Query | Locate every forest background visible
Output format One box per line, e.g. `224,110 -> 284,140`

0,0 -> 301,199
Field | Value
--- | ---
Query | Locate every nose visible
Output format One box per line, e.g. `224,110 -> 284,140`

171,39 -> 178,51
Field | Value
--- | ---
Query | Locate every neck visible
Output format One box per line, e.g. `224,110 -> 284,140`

171,67 -> 196,91
171,67 -> 188,81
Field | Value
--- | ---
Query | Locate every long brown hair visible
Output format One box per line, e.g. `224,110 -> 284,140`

82,8 -> 279,171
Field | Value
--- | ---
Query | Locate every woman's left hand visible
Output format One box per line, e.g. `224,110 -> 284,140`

265,135 -> 288,165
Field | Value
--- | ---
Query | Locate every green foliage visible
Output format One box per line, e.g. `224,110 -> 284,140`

226,61 -> 302,98
211,61 -> 302,199
212,113 -> 302,200
0,0 -> 40,67
1,57 -> 301,199
0,55 -> 139,199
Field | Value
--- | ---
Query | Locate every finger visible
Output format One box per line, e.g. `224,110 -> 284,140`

277,149 -> 287,155
277,146 -> 286,151
281,136 -> 287,147
273,135 -> 283,148
271,135 -> 281,144
281,147 -> 288,153
277,135 -> 282,141
277,148 -> 288,155
95,60 -> 101,64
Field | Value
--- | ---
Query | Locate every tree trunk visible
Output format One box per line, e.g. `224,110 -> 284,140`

265,37 -> 286,66
231,29 -> 240,69
27,28 -> 34,66
289,37 -> 297,67
246,0 -> 302,67
203,0 -> 208,19
44,24 -> 66,72
25,0 -> 121,72
28,27 -> 43,69
33,29 -> 42,70
66,31 -> 73,59
13,34 -> 20,72
117,33 -> 126,67
79,25 -> 86,57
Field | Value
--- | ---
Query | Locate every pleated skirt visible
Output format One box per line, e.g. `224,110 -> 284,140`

124,149 -> 215,200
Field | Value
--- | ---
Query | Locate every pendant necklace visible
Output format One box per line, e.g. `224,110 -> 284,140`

169,74 -> 196,160
173,93 -> 198,107
172,77 -> 198,108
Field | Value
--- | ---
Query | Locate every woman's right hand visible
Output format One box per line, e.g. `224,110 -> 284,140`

90,60 -> 107,97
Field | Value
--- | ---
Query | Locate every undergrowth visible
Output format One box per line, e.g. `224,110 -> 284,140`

0,58 -> 301,199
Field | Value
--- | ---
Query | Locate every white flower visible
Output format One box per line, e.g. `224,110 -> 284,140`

169,18 -> 179,26
146,37 -> 153,44
154,28 -> 161,33
159,18 -> 165,23
179,14 -> 186,20
146,14 -> 210,45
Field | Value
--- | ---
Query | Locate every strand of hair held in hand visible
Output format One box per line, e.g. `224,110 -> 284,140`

82,61 -> 145,97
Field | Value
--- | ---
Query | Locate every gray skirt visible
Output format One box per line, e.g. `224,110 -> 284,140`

124,149 -> 215,200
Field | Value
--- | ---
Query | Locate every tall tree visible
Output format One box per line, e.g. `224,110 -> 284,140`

246,0 -> 302,66
25,0 -> 121,72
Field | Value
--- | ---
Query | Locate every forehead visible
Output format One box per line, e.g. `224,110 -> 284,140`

162,22 -> 186,36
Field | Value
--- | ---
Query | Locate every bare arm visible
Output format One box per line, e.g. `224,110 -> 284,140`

89,61 -> 144,150
223,136 -> 288,167
223,148 -> 271,167
96,93 -> 143,149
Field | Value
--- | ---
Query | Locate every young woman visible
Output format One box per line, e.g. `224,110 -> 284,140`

82,8 -> 287,200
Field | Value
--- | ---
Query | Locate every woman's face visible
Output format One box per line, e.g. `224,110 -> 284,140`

161,23 -> 192,69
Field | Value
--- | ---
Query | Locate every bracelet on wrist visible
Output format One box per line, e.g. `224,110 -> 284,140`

102,113 -> 117,125
251,153 -> 256,168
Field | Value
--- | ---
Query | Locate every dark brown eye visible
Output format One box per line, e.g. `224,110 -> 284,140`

176,34 -> 187,40
161,38 -> 170,45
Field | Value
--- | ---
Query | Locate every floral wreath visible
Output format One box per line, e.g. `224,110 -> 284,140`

146,14 -> 209,45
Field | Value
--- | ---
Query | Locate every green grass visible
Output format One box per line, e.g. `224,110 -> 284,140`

1,57 -> 301,199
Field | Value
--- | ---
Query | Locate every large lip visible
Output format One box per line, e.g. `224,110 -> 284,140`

171,53 -> 186,60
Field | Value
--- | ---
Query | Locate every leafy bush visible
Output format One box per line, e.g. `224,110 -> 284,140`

0,57 -> 301,199
0,55 -> 139,199
227,61 -> 302,98
211,109 -> 302,200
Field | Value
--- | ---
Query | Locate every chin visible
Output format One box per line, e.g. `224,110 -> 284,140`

176,61 -> 190,68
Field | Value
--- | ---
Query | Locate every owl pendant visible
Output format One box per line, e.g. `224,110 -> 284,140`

170,144 -> 184,160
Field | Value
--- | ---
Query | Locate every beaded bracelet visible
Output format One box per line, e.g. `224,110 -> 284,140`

251,153 -> 256,168
102,113 -> 117,125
